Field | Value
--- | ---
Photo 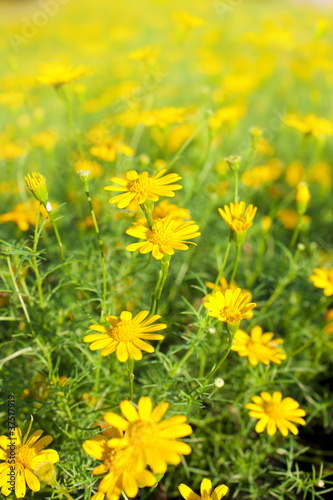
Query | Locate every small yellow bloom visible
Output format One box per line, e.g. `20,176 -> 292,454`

285,160 -> 305,187
218,202 -> 257,233
34,463 -> 57,486
309,268 -> 333,297
295,182 -> 310,215
105,396 -> 192,474
84,310 -> 166,362
138,107 -> 189,128
179,478 -> 228,500
284,113 -> 333,137
36,62 -> 91,87
105,170 -> 182,209
0,421 -> 59,497
309,162 -> 332,188
136,200 -> 190,224
129,45 -> 160,63
90,137 -> 135,162
276,209 -> 311,230
260,215 -> 272,232
231,326 -> 286,366
245,392 -> 306,436
126,214 -> 200,260
30,130 -> 58,150
25,172 -> 49,207
74,159 -> 103,179
173,10 -> 204,30
204,278 -> 253,318
0,142 -> 26,161
204,288 -> 256,329
167,123 -> 196,153
0,200 -> 55,232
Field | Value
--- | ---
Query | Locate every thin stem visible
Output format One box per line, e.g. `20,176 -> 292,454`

127,356 -> 135,400
55,483 -> 75,500
234,169 -> 239,203
150,254 -> 171,315
229,244 -> 241,283
289,214 -> 302,250
198,326 -> 235,395
213,236 -> 232,293
7,256 -> 34,335
32,203 -> 45,323
140,202 -> 154,229
84,186 -> 107,320
48,210 -> 74,281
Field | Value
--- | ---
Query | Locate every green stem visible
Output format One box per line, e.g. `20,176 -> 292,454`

32,203 -> 45,323
55,482 -> 75,500
150,254 -> 171,315
289,214 -> 302,250
48,210 -> 74,281
84,186 -> 107,320
234,169 -> 239,203
229,244 -> 241,283
213,236 -> 232,293
140,201 -> 154,229
198,325 -> 236,395
127,356 -> 135,400
7,256 -> 34,335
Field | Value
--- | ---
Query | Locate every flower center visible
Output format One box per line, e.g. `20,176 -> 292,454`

129,177 -> 152,195
264,401 -> 282,420
220,305 -> 240,323
126,420 -> 157,446
13,445 -> 34,471
149,226 -> 173,245
111,320 -> 140,342
104,448 -> 119,469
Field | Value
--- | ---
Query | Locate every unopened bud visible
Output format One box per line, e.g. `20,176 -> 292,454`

214,378 -> 224,388
25,172 -> 48,206
225,155 -> 242,172
77,169 -> 91,188
296,182 -> 310,215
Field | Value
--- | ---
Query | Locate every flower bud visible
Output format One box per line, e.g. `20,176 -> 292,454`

225,155 -> 242,172
25,172 -> 48,206
77,169 -> 91,188
214,378 -> 225,388
296,182 -> 310,215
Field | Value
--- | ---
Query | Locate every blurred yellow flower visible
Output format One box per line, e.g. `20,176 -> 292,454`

179,478 -> 228,500
218,202 -> 257,233
231,326 -> 286,366
90,137 -> 135,162
139,107 -> 189,128
276,208 -> 311,229
0,142 -> 26,161
74,159 -> 103,179
309,268 -> 333,297
126,214 -> 200,260
84,310 -> 166,362
30,130 -> 58,150
173,10 -> 204,30
36,62 -> 91,87
325,309 -> 333,335
0,199 -> 54,231
167,123 -> 196,153
137,200 -> 190,224
0,91 -> 24,109
285,160 -> 305,187
129,45 -> 160,63
105,396 -> 192,473
255,138 -> 275,156
204,288 -> 256,328
309,162 -> 332,188
285,114 -> 333,137
245,392 -> 306,436
209,104 -> 246,128
0,422 -> 59,497
105,169 -> 182,208
241,159 -> 282,188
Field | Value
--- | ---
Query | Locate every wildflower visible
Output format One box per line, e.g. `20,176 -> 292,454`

231,326 -> 286,366
34,463 -> 57,486
105,170 -> 182,209
179,478 -> 228,500
309,268 -> 333,297
84,311 -> 166,362
208,104 -> 246,128
90,137 -> 134,162
74,159 -> 102,179
284,114 -> 333,137
255,138 -> 275,156
0,200 -> 54,231
309,162 -> 332,188
167,123 -> 196,153
36,62 -> 91,87
136,201 -> 190,224
218,202 -> 257,245
225,155 -> 241,172
325,309 -> 333,335
260,215 -> 272,232
0,421 -> 59,497
105,396 -> 192,474
0,91 -> 24,110
83,427 -> 156,500
173,10 -> 204,30
25,172 -> 49,207
241,159 -> 282,188
276,208 -> 311,230
30,130 -> 58,150
0,142 -> 26,161
245,392 -> 306,436
214,378 -> 225,388
204,288 -> 256,331
285,160 -> 305,187
129,45 -> 160,64
295,182 -> 310,215
126,214 -> 200,260
138,107 -> 189,128
204,278 -> 253,318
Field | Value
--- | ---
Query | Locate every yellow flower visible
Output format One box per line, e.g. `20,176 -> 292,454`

0,422 -> 59,497
0,142 -> 26,161
208,104 -> 246,128
179,478 -> 228,500
84,311 -> 166,362
245,392 -> 306,436
204,278 -> 253,318
167,123 -> 196,153
126,214 -> 200,260
129,45 -> 160,64
90,137 -> 135,162
138,107 -> 189,128
34,463 -> 56,486
231,326 -> 286,366
295,182 -> 310,215
309,162 -> 332,188
204,288 -> 256,328
105,396 -> 192,474
36,62 -> 91,87
309,268 -> 333,297
0,200 -> 54,231
105,170 -> 182,209
285,160 -> 305,187
83,427 -> 156,500
255,138 -> 274,156
284,114 -> 333,137
218,202 -> 257,244
241,159 -> 282,188
30,130 -> 58,150
74,159 -> 103,179
173,10 -> 204,30
276,209 -> 311,230
0,91 -> 25,110
136,200 -> 190,224
25,172 -> 49,207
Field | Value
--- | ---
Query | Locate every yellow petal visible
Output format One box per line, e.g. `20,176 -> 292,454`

120,400 -> 139,422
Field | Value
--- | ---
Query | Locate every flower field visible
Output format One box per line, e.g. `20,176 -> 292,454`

0,0 -> 333,499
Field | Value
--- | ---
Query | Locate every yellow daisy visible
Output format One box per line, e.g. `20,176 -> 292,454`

105,396 -> 192,474
126,214 -> 200,260
104,169 -> 182,209
179,478 -> 228,500
204,288 -> 256,328
309,268 -> 333,297
204,277 -> 253,318
36,62 -> 91,87
218,202 -> 257,234
231,326 -> 286,366
83,427 -> 156,500
0,423 -> 59,498
84,311 -> 166,362
25,172 -> 49,207
245,392 -> 306,436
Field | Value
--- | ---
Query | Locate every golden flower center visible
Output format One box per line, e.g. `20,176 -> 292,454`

264,401 -> 282,419
220,305 -> 240,323
126,420 -> 157,445
104,448 -> 119,468
12,446 -> 35,471
129,177 -> 152,195
111,320 -> 140,341
149,227 -> 173,245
